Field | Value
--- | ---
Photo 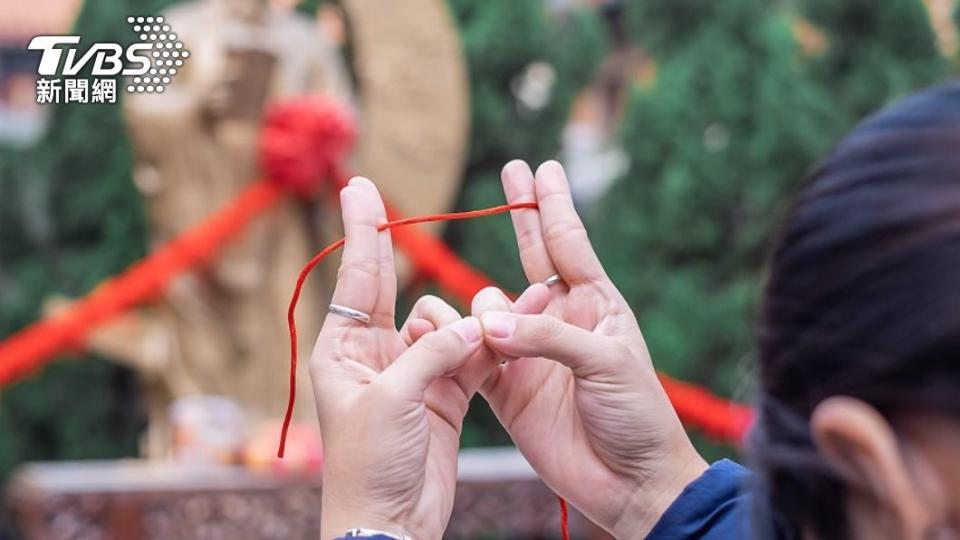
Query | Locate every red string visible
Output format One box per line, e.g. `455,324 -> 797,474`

558,496 -> 570,540
276,200 -> 563,538
277,201 -> 538,457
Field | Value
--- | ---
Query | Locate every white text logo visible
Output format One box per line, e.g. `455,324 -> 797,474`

29,15 -> 189,104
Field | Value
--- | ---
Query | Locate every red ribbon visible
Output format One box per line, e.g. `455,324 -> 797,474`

0,180 -> 283,385
0,95 -> 756,540
0,95 -> 753,444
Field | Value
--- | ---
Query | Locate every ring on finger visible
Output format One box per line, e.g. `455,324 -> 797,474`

328,303 -> 372,325
543,274 -> 563,287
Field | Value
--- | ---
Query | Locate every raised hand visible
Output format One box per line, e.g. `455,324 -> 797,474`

474,161 -> 707,538
313,177 -> 485,539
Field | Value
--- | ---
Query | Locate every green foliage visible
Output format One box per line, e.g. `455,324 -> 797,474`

594,2 -> 839,404
0,0 -> 181,480
450,1 -> 606,263
295,0 -> 324,17
956,3 -> 960,36
800,0 -> 947,120
626,0 -> 761,57
445,0 -> 607,444
449,1 -> 607,169
591,0 -> 946,432
449,0 -> 607,291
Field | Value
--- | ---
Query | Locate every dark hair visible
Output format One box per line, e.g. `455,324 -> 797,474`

749,79 -> 960,540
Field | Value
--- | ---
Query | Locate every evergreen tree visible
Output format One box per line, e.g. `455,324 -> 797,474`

592,0 -> 840,410
590,0 -> 945,457
0,0 -> 177,479
800,0 -> 947,120
448,0 -> 607,295
444,0 -> 607,445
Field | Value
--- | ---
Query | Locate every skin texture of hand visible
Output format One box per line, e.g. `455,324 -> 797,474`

313,178 -> 493,539
473,160 -> 709,538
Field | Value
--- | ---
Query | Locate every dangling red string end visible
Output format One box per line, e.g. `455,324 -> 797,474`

558,496 -> 570,540
277,201 -> 538,458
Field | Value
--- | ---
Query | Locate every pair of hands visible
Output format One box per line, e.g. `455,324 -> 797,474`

313,161 -> 706,539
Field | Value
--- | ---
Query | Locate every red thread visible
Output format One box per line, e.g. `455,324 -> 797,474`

559,496 -> 570,540
276,199 -> 576,539
277,201 -> 538,457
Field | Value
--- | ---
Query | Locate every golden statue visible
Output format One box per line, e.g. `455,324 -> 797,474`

72,0 -> 468,457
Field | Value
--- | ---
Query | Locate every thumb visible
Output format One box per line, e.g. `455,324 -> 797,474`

480,312 -> 625,379
379,317 -> 484,395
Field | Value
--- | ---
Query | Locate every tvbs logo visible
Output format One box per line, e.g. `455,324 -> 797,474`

29,36 -> 153,77
29,16 -> 189,104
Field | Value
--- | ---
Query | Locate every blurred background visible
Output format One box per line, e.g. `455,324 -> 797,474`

0,0 -> 958,538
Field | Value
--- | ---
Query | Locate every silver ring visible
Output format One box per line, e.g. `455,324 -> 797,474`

328,303 -> 371,324
543,274 -> 563,287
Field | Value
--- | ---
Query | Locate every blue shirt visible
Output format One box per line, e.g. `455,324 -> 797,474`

646,459 -> 751,539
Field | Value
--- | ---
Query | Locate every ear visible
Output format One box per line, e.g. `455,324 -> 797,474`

810,396 -> 930,538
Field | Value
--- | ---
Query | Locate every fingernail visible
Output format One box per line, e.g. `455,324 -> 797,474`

450,317 -> 482,343
481,312 -> 516,339
348,176 -> 365,186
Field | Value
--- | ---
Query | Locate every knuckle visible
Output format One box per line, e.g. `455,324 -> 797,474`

518,239 -> 547,261
337,256 -> 380,280
378,256 -> 394,273
413,294 -> 443,312
416,295 -> 458,324
472,286 -> 507,311
419,294 -> 443,305
515,225 -> 546,249
475,286 -> 501,299
419,330 -> 457,356
542,219 -> 587,245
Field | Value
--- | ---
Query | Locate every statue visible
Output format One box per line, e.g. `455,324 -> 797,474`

72,0 -> 468,457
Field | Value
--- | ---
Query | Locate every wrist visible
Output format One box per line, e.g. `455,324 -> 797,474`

321,485 -> 415,540
322,506 -> 412,540
609,445 -> 708,539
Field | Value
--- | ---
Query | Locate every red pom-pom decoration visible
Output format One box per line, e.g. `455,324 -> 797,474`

259,96 -> 357,199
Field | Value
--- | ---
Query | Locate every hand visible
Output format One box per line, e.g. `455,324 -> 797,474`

313,178 -> 487,539
474,161 -> 708,538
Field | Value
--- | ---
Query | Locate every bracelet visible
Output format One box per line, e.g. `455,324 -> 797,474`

341,527 -> 413,540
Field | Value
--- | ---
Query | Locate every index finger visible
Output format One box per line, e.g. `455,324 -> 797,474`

327,179 -> 382,327
502,160 -> 558,283
353,178 -> 396,326
533,161 -> 607,285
